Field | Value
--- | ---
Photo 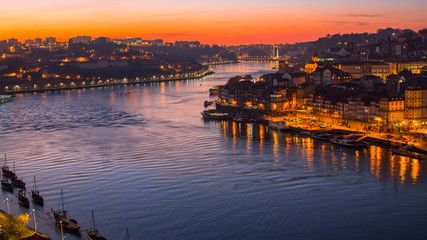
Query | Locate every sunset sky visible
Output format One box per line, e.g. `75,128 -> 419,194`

1,0 -> 426,45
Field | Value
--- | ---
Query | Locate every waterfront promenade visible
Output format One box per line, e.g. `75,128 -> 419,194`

0,209 -> 50,240
1,69 -> 214,94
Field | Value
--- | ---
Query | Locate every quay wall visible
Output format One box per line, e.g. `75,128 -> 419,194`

1,70 -> 214,94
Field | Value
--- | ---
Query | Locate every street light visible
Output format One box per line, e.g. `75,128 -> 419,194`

31,209 -> 37,232
59,221 -> 65,240
4,198 -> 10,215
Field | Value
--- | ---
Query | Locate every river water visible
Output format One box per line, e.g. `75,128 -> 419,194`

0,62 -> 427,240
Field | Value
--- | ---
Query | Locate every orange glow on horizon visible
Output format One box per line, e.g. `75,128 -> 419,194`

0,1 -> 425,45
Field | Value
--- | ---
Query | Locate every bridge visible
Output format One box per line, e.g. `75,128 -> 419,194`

226,44 -> 283,61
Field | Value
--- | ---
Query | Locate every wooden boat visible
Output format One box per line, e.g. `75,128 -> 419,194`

392,147 -> 426,160
312,133 -> 332,141
17,190 -> 29,208
51,190 -> 81,233
1,179 -> 13,192
269,121 -> 288,132
31,176 -> 44,206
299,131 -> 312,136
201,110 -> 231,120
331,137 -> 368,148
86,210 -> 107,240
1,154 -> 16,179
12,176 -> 26,189
209,86 -> 219,96
233,115 -> 258,123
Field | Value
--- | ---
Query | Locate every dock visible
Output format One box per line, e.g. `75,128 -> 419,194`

0,209 -> 50,240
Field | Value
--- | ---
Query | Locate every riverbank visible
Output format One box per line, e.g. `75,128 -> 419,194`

273,118 -> 427,155
1,70 -> 214,94
0,210 -> 50,240
200,60 -> 240,66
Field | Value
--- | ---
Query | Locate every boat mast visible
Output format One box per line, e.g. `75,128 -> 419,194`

13,160 -> 15,172
61,189 -> 65,213
91,210 -> 96,230
4,154 -> 6,166
126,227 -> 130,240
33,176 -> 37,192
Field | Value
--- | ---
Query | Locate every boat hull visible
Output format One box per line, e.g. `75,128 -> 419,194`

86,231 -> 107,240
32,191 -> 44,206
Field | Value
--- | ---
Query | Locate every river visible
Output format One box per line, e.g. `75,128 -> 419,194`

0,62 -> 427,240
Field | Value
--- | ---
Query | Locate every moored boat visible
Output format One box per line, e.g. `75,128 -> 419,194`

32,176 -> 44,206
299,131 -> 312,136
392,147 -> 426,160
233,115 -> 258,123
17,190 -> 29,208
1,179 -> 13,192
12,176 -> 26,189
269,121 -> 288,132
331,137 -> 368,148
86,210 -> 107,240
209,86 -> 219,96
2,154 -> 16,179
201,110 -> 231,120
312,133 -> 332,141
51,189 -> 81,233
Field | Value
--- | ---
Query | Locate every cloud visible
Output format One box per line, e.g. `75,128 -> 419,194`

344,13 -> 387,18
324,20 -> 369,26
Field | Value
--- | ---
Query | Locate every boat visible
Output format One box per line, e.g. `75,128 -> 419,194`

1,179 -> 13,192
0,95 -> 12,104
12,176 -> 26,189
51,189 -> 81,232
31,176 -> 44,206
17,190 -> 29,208
269,121 -> 288,132
331,137 -> 368,148
86,210 -> 107,240
204,100 -> 214,107
209,86 -> 219,96
300,131 -> 312,136
201,110 -> 231,120
232,115 -> 258,123
312,133 -> 332,141
1,154 -> 16,179
392,147 -> 426,160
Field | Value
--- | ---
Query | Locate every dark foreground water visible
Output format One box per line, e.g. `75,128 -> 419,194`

1,62 -> 427,240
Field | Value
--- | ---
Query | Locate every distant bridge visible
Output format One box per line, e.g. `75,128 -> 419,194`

226,44 -> 282,60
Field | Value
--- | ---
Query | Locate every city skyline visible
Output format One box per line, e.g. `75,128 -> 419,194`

1,0 -> 426,45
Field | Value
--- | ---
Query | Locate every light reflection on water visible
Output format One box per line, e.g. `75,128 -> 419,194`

0,62 -> 427,240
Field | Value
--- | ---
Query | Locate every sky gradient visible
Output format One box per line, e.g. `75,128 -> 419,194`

1,0 -> 426,44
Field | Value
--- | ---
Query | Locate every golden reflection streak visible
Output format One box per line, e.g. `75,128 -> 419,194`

411,160 -> 420,183
232,121 -> 237,151
272,131 -> 278,165
159,82 -> 165,108
376,147 -> 382,180
355,150 -> 359,171
370,147 -> 377,178
246,123 -> 251,152
259,124 -> 264,154
390,154 -> 395,177
175,81 -> 181,92
305,138 -> 314,170
400,157 -> 408,184
160,82 -> 165,94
